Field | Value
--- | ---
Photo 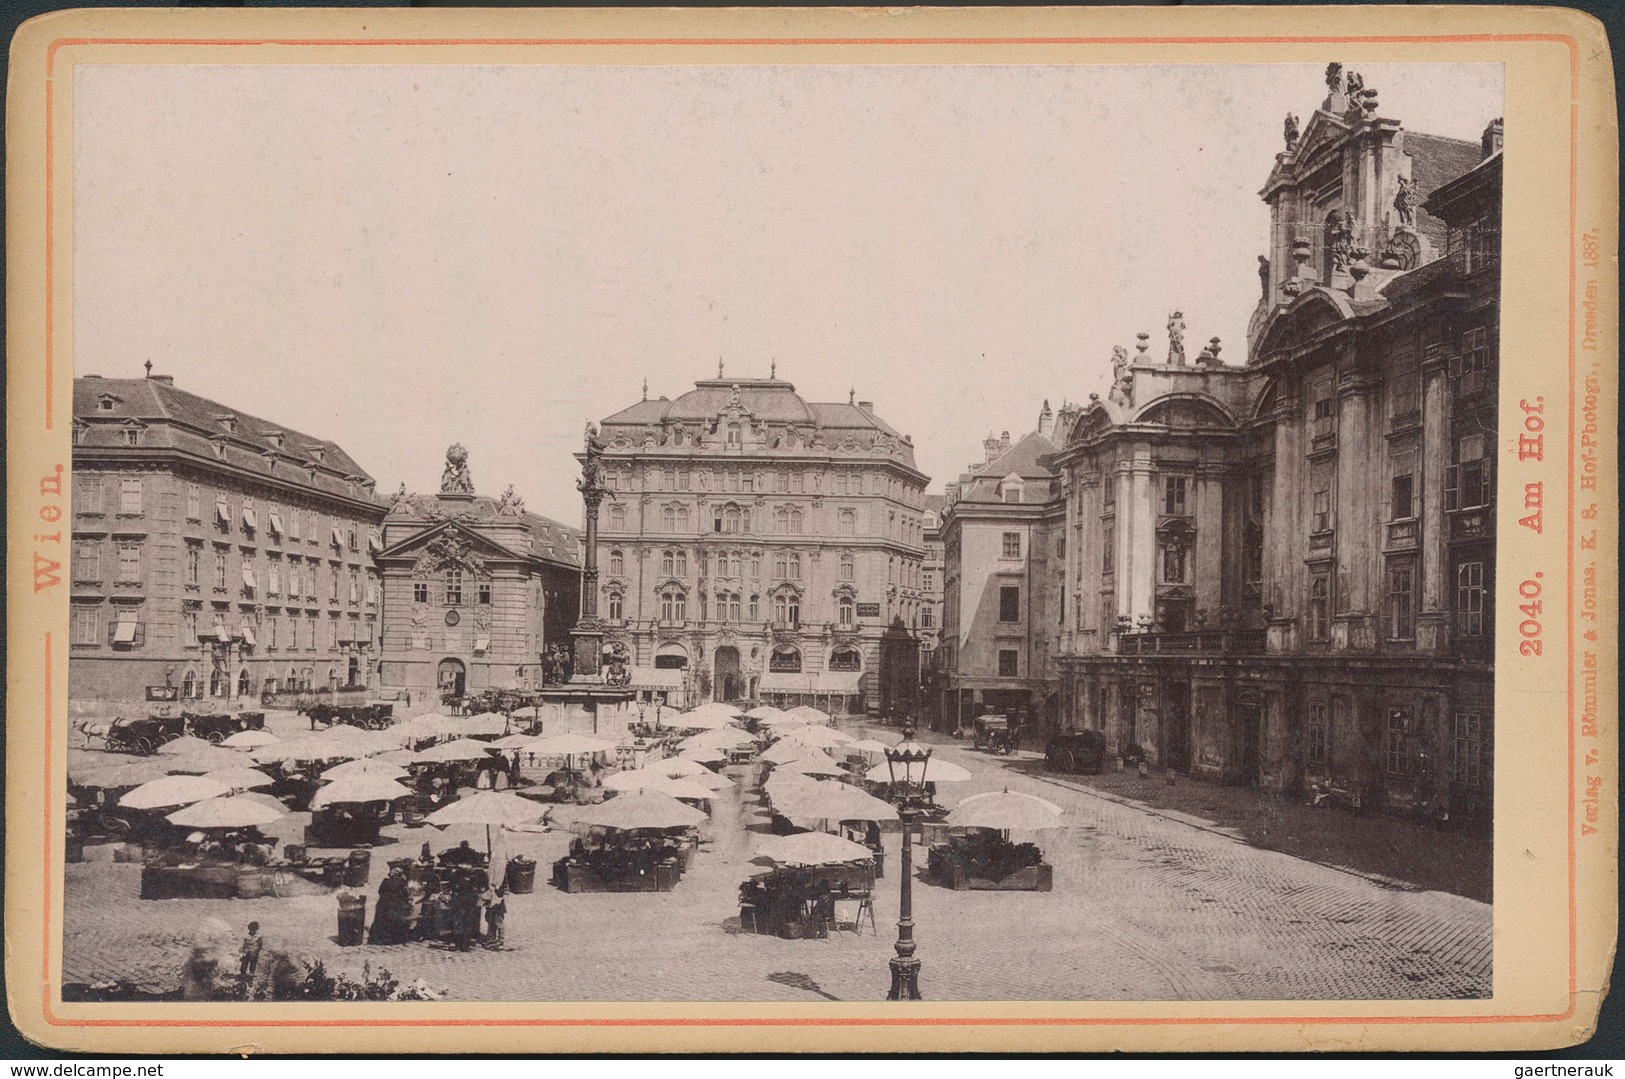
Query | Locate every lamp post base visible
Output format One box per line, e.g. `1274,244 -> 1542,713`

887,956 -> 922,1001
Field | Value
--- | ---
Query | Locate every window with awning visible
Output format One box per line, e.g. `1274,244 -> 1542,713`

367,531 -> 381,553
474,636 -> 490,653
241,567 -> 258,591
338,621 -> 355,643
239,625 -> 256,647
214,623 -> 231,642
112,617 -> 138,644
267,512 -> 284,535
215,500 -> 230,525
242,507 -> 257,531
330,527 -> 344,548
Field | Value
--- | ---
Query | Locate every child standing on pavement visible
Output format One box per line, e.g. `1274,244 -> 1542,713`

482,884 -> 507,948
239,922 -> 264,982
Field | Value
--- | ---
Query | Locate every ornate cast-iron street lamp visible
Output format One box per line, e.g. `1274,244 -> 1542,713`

883,725 -> 933,1000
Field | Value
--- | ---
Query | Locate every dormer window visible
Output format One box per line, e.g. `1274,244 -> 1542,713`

998,474 -> 1025,504
310,446 -> 326,464
96,394 -> 121,412
265,430 -> 284,449
121,419 -> 146,446
216,414 -> 238,434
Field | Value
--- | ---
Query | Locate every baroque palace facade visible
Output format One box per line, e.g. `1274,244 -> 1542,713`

69,371 -> 386,705
948,69 -> 1501,825
375,446 -> 581,702
587,372 -> 930,714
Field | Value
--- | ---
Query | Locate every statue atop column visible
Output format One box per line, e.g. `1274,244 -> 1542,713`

1107,345 -> 1133,407
440,444 -> 474,494
578,422 -> 605,494
1283,113 -> 1300,149
1393,176 -> 1416,227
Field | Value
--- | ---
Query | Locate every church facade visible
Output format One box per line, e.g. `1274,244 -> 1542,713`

586,372 -> 930,714
1046,68 -> 1501,826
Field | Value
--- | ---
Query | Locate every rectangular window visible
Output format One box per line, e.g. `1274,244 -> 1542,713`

330,566 -> 341,602
1162,545 -> 1186,584
921,607 -> 934,628
268,562 -> 281,596
182,608 -> 198,647
73,606 -> 98,645
1446,433 -> 1491,511
287,508 -> 300,541
1307,703 -> 1330,769
1460,327 -> 1489,394
1390,370 -> 1420,417
1312,397 -> 1335,435
1384,709 -> 1410,776
1451,712 -> 1487,788
1457,561 -> 1486,637
186,483 -> 201,521
478,581 -> 492,605
75,477 -> 104,515
444,568 -> 463,605
413,582 -> 429,603
1312,489 -> 1332,532
349,568 -> 360,604
1387,563 -> 1415,639
1309,573 -> 1330,640
116,543 -> 142,583
1163,476 -> 1188,515
1002,532 -> 1021,559
119,477 -> 143,515
73,541 -> 101,583
1391,474 -> 1414,520
999,586 -> 1020,623
998,649 -> 1019,677
1101,517 -> 1115,573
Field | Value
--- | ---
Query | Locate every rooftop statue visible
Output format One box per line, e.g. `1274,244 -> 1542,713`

441,443 -> 474,494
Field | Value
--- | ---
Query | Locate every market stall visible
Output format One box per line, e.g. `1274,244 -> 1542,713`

552,792 -> 707,893
925,789 -> 1065,892
737,831 -> 876,938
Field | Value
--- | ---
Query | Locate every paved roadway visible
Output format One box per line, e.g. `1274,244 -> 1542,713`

61,716 -> 1490,1002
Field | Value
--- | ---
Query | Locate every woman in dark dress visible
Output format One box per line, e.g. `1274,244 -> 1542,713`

368,866 -> 411,944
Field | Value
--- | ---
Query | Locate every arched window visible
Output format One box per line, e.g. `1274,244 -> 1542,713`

238,668 -> 252,697
662,506 -> 676,532
674,591 -> 686,620
609,504 -> 626,530
728,592 -> 742,621
838,508 -> 856,535
840,554 -> 854,581
788,554 -> 802,580
661,591 -> 674,621
661,549 -> 675,575
181,670 -> 196,699
675,549 -> 689,576
750,553 -> 761,578
788,596 -> 800,625
741,508 -> 752,534
727,551 -> 741,576
774,507 -> 789,534
774,553 -> 788,578
830,646 -> 861,671
609,549 -> 623,575
838,596 -> 855,626
748,595 -> 760,621
608,591 -> 623,621
726,423 -> 742,446
773,594 -> 788,624
790,508 -> 803,532
676,505 -> 690,531
769,646 -> 801,673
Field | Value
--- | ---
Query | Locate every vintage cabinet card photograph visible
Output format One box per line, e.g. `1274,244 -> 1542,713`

5,5 -> 1617,1054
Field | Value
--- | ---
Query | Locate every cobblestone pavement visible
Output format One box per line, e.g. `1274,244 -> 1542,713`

62,713 -> 1490,1002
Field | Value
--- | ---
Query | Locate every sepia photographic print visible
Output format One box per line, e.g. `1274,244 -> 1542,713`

6,7 -> 1617,1054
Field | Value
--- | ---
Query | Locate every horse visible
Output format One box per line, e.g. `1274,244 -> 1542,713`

71,718 -> 111,748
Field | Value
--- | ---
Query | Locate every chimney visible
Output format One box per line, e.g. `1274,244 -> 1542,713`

982,433 -> 1000,464
1037,399 -> 1054,438
149,374 -> 175,386
1000,431 -> 1012,454
1482,118 -> 1504,159
857,400 -> 874,413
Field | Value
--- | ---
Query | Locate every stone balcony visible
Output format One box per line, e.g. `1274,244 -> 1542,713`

1112,628 -> 1267,655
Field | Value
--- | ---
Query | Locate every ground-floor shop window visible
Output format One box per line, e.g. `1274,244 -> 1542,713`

1383,708 -> 1410,776
1451,712 -> 1487,788
1307,703 -> 1329,769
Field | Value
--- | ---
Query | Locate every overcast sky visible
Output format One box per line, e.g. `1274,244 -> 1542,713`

73,62 -> 1501,523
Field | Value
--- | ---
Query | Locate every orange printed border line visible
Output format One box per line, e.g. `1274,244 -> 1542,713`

35,29 -> 1581,1032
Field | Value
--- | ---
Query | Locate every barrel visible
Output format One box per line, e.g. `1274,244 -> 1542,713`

283,843 -> 306,864
336,894 -> 367,946
344,847 -> 372,888
505,856 -> 537,895
236,865 -> 269,899
321,858 -> 346,888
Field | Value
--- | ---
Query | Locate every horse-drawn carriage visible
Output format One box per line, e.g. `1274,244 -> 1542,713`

103,710 -> 267,754
300,702 -> 396,731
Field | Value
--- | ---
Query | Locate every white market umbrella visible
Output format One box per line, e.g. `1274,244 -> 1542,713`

425,790 -> 548,858
784,706 -> 834,725
778,783 -> 899,823
744,705 -> 783,720
668,710 -> 737,731
200,766 -> 274,792
118,774 -> 229,809
156,735 -> 218,756
778,726 -> 854,749
450,712 -> 510,738
677,746 -> 728,765
220,729 -> 281,749
320,758 -> 409,783
687,770 -> 736,792
650,757 -> 710,778
679,728 -> 754,751
775,757 -> 848,779
601,768 -> 669,793
164,747 -> 255,774
575,790 -> 707,831
487,733 -> 539,751
166,794 -> 286,829
70,759 -> 172,789
843,739 -> 891,758
863,759 -> 974,784
946,788 -> 1066,831
761,742 -> 833,767
251,738 -> 362,764
758,714 -> 807,728
755,830 -> 874,868
530,734 -> 618,756
413,738 -> 498,764
310,774 -> 413,809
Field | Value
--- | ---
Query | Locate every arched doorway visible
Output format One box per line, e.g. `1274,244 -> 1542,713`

654,642 -> 689,670
237,668 -> 252,698
347,655 -> 361,689
714,646 -> 741,701
437,658 -> 466,698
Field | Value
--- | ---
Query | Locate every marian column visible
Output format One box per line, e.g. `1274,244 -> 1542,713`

570,423 -> 607,683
